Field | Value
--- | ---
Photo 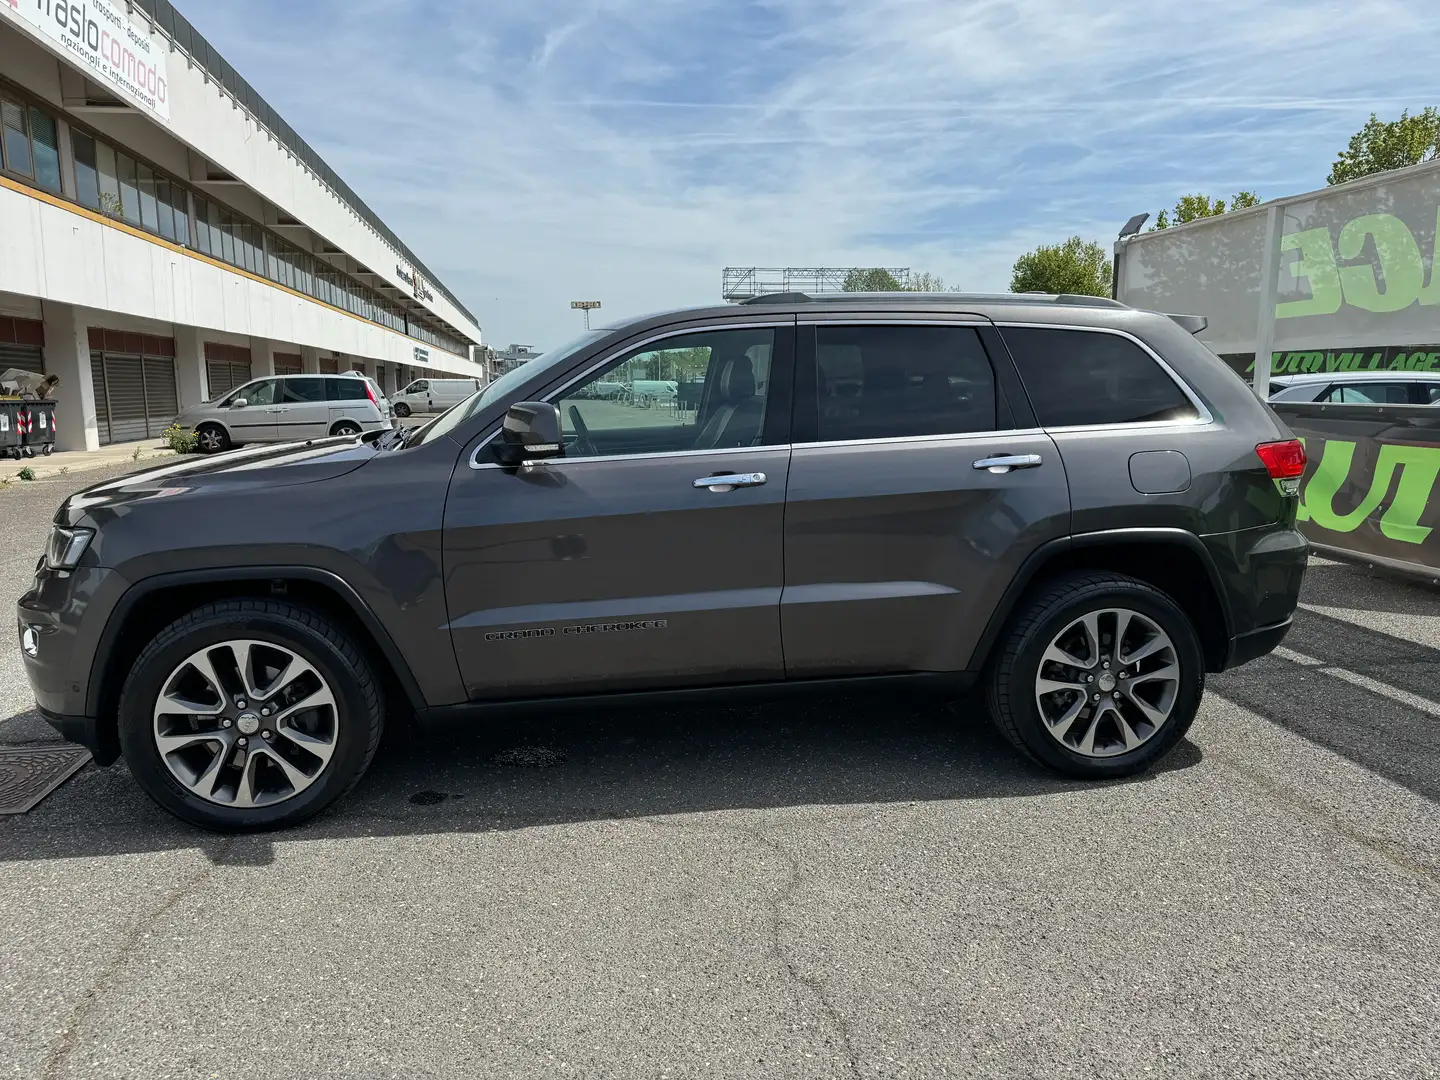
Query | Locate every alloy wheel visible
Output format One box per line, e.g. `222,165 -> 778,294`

197,428 -> 224,452
152,639 -> 340,807
1033,608 -> 1180,759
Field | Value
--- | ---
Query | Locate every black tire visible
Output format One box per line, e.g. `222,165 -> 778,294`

22,445 -> 34,457
393,401 -> 411,418
985,572 -> 1204,779
331,420 -> 362,437
41,444 -> 53,456
196,423 -> 230,454
118,600 -> 384,832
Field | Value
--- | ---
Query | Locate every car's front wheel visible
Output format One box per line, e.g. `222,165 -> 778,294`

117,600 -> 384,831
393,401 -> 411,418
986,572 -> 1204,779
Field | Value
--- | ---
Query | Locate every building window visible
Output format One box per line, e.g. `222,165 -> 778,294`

1,98 -> 33,177
116,152 -> 141,225
72,130 -> 100,208
29,108 -> 61,193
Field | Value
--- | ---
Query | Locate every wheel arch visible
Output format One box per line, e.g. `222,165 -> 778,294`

969,529 -> 1234,675
88,567 -> 425,763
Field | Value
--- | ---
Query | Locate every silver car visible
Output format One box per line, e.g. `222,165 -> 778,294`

1268,370 -> 1440,405
175,372 -> 395,453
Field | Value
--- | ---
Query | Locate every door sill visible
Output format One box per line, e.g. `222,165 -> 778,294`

416,671 -> 977,728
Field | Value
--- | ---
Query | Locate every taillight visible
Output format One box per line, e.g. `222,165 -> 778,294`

364,381 -> 378,406
1255,439 -> 1306,479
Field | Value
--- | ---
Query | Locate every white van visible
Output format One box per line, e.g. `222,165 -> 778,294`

392,377 -> 485,417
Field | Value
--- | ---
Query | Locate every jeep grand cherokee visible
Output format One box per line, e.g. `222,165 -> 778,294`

17,293 -> 1308,831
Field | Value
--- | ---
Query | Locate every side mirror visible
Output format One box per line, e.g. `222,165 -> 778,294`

231,398 -> 248,409
495,402 -> 564,465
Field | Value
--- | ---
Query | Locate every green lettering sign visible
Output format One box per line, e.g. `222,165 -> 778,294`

1337,214 -> 1425,313
1277,228 -> 1342,319
1300,438 -> 1440,544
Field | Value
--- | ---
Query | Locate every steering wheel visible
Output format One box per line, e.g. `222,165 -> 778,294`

567,405 -> 598,457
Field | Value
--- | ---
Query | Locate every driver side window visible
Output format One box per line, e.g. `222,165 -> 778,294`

554,328 -> 776,459
235,379 -> 277,406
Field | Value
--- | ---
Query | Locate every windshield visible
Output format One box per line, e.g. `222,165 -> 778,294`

408,330 -> 606,446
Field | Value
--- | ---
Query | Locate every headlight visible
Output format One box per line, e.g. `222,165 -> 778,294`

45,526 -> 94,569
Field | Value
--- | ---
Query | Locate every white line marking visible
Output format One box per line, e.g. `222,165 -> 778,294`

1272,646 -> 1440,718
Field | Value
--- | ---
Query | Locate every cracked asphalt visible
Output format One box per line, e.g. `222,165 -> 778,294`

2,467 -> 1438,1079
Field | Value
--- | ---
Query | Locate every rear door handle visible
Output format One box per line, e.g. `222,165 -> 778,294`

694,472 -> 767,491
973,453 -> 1042,473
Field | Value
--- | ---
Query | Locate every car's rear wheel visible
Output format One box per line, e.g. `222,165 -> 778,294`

117,600 -> 384,831
196,423 -> 230,454
986,572 -> 1203,779
331,420 -> 362,437
393,401 -> 411,418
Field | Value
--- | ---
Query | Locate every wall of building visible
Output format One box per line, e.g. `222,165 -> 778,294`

0,14 -> 481,344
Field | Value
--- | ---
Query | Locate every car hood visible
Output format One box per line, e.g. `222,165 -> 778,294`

57,438 -> 376,525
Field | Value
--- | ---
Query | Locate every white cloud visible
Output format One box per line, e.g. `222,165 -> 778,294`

181,0 -> 1438,346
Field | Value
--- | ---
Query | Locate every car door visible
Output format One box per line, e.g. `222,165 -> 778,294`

781,318 -> 1070,677
225,378 -> 280,443
443,321 -> 794,700
276,376 -> 330,439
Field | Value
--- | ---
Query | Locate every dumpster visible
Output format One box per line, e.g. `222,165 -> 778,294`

18,399 -> 57,456
0,399 -> 23,459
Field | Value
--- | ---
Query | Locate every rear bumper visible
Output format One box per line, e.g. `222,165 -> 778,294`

1202,524 -> 1308,657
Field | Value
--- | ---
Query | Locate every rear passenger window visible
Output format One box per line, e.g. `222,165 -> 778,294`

327,378 -> 367,402
1002,327 -> 1200,427
809,326 -> 996,442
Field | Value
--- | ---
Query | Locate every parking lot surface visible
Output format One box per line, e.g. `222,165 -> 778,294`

2,466 -> 1437,1079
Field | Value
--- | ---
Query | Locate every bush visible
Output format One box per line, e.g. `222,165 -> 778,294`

162,423 -> 199,453
17,466 -> 35,481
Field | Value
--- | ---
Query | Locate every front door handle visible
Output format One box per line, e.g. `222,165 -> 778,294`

973,453 -> 1042,474
694,471 -> 767,491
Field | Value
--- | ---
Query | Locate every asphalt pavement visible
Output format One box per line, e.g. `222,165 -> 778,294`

2,465 -> 1437,1079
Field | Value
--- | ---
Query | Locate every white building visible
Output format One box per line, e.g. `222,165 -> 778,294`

0,0 -> 484,450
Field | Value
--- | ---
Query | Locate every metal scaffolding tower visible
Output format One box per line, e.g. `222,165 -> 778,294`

721,268 -> 912,302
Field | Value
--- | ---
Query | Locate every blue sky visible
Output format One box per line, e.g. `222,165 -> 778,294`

181,0 -> 1440,349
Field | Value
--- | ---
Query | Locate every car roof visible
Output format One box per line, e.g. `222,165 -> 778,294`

1271,370 -> 1440,385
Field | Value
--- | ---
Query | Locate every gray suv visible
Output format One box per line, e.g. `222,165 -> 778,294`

18,293 -> 1309,831
173,372 -> 394,453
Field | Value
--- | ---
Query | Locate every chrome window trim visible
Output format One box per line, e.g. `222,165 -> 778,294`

468,319 -> 791,471
471,444 -> 790,471
989,320 -> 1215,426
797,318 -> 992,327
792,428 -> 1047,452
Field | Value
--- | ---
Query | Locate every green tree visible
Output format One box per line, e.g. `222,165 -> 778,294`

1327,107 -> 1440,185
1150,191 -> 1261,230
1009,236 -> 1110,297
842,268 -> 905,291
906,270 -> 946,291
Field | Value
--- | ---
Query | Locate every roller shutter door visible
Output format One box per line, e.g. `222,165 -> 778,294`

143,357 -> 178,436
0,342 -> 45,372
91,352 -> 109,444
90,353 -> 179,444
274,353 -> 302,376
320,358 -> 339,374
103,356 -> 147,443
206,359 -> 252,399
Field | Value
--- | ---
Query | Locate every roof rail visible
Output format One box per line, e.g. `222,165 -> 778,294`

737,291 -> 1128,308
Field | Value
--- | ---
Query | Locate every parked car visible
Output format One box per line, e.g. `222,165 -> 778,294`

392,377 -> 484,417
1268,370 -> 1440,404
19,292 -> 1308,831
175,373 -> 394,453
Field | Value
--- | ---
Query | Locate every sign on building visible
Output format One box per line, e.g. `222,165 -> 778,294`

3,0 -> 170,121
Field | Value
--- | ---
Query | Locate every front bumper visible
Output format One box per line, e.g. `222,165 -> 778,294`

17,565 -> 130,759
36,707 -> 117,764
